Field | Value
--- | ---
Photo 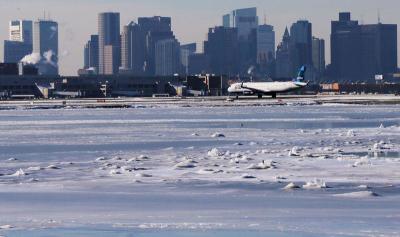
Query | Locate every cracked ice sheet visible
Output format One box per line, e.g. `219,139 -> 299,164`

0,104 -> 399,236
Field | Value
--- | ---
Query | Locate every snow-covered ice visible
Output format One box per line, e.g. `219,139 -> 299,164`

0,104 -> 399,236
333,191 -> 379,198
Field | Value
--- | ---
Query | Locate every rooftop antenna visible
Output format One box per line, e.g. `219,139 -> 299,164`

378,9 -> 381,24
263,10 -> 267,25
43,10 -> 46,20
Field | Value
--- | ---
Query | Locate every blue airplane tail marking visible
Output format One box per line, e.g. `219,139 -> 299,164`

294,66 -> 306,82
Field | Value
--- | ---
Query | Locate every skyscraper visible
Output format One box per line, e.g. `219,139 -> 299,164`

290,20 -> 313,75
9,20 -> 33,44
4,20 -> 33,63
360,24 -> 397,77
4,41 -> 32,63
204,26 -> 239,75
33,19 -> 59,75
103,45 -> 120,75
155,38 -> 181,76
331,12 -> 397,82
98,12 -> 120,75
330,12 -> 361,81
138,16 -> 171,33
188,53 -> 210,75
223,7 -> 258,41
223,7 -> 259,75
83,35 -> 99,72
138,16 -> 173,75
257,24 -> 275,65
121,22 -> 146,74
312,37 -> 325,77
275,28 -> 292,78
180,43 -> 196,75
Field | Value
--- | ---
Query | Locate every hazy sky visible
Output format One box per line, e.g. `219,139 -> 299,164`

0,0 -> 399,75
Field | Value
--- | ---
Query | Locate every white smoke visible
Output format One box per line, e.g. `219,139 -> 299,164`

50,26 -> 58,39
20,50 -> 58,75
59,50 -> 69,58
20,53 -> 42,65
43,50 -> 58,67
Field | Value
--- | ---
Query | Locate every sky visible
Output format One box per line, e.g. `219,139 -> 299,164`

0,0 -> 399,76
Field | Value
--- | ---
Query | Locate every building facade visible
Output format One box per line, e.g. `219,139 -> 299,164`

289,20 -> 313,75
33,20 -> 59,75
121,22 -> 146,74
4,40 -> 32,63
138,16 -> 173,76
275,28 -> 292,78
312,37 -> 325,78
204,26 -> 239,76
4,20 -> 33,63
188,53 -> 210,75
9,20 -> 33,43
223,7 -> 259,75
223,7 -> 258,41
155,38 -> 181,76
331,12 -> 397,82
257,24 -> 275,65
180,43 -> 196,75
83,35 -> 99,72
98,12 -> 120,75
103,45 -> 120,75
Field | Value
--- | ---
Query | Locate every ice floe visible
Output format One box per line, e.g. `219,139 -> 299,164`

289,146 -> 301,156
242,174 -> 257,179
372,141 -> 390,151
0,225 -> 13,229
175,160 -> 197,169
26,166 -> 43,171
95,157 -> 108,162
333,191 -> 379,198
46,165 -> 61,170
9,168 -> 26,177
135,173 -> 152,178
283,182 -> 301,190
347,130 -> 356,137
247,160 -> 274,170
352,157 -> 371,167
211,132 -> 225,138
109,169 -> 122,175
302,179 -> 328,189
207,148 -> 224,157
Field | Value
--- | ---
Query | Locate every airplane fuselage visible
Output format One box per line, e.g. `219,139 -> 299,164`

227,81 -> 307,96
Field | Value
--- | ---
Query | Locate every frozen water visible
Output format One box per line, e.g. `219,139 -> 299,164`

302,179 -> 328,189
0,104 -> 400,236
1,228 -> 352,237
283,182 -> 301,190
333,191 -> 379,198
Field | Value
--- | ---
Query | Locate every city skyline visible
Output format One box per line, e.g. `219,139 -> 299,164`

0,0 -> 399,75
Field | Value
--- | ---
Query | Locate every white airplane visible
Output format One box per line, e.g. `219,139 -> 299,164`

227,66 -> 308,99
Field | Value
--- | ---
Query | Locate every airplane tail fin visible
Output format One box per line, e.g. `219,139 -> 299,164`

295,66 -> 306,81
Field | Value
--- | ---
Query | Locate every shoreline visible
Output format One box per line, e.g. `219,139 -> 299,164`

0,94 -> 400,110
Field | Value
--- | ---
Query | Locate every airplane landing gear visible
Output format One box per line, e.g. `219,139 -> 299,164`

272,93 -> 277,99
257,94 -> 263,99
